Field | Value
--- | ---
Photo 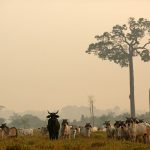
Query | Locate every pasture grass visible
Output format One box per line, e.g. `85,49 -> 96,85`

0,132 -> 150,150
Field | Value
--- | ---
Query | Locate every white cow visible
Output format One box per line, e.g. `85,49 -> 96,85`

18,128 -> 33,136
60,119 -> 71,139
70,126 -> 77,139
91,127 -> 98,132
80,123 -> 92,137
104,121 -> 115,139
126,118 -> 150,143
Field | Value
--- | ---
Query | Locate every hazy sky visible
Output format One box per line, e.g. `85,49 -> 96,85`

0,0 -> 150,113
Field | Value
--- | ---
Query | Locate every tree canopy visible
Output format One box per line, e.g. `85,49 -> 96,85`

86,17 -> 150,67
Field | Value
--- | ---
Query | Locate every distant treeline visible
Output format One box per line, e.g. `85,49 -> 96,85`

69,112 -> 150,127
0,112 -> 150,128
0,113 -> 47,128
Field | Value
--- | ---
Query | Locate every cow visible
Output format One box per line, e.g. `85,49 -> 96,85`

0,123 -> 17,139
103,121 -> 115,139
91,127 -> 98,132
70,126 -> 77,139
18,128 -> 33,136
80,123 -> 92,137
60,119 -> 71,139
114,120 -> 129,140
125,117 -> 150,143
47,110 -> 60,140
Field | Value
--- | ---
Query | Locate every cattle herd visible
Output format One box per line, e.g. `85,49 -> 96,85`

46,111 -> 93,140
0,111 -> 150,144
104,117 -> 150,144
0,111 -> 94,140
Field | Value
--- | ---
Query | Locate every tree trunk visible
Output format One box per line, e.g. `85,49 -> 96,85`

129,47 -> 135,117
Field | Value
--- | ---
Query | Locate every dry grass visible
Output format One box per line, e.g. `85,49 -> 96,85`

0,132 -> 150,150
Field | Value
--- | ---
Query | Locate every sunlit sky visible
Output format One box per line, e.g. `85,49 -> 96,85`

0,0 -> 150,113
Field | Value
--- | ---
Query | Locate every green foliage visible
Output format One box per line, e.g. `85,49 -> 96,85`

0,117 -> 5,124
8,113 -> 46,128
86,17 -> 150,67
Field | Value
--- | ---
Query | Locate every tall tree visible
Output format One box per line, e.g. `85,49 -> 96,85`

86,18 -> 150,117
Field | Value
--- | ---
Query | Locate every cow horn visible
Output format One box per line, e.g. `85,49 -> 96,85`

55,110 -> 59,114
47,110 -> 51,114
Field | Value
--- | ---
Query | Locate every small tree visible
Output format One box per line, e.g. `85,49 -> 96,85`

86,17 -> 150,117
0,118 -> 5,124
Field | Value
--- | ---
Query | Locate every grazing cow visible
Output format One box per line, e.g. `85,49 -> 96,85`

47,110 -> 60,140
60,119 -> 71,139
0,123 -> 17,139
104,121 -> 115,139
80,123 -> 92,137
18,128 -> 33,136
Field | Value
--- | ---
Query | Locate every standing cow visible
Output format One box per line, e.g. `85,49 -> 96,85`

60,119 -> 71,139
80,123 -> 92,137
47,110 -> 60,140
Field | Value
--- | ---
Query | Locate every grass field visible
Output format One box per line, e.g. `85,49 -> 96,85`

0,132 -> 150,150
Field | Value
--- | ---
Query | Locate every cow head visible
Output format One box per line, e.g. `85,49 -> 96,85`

47,110 -> 59,119
125,117 -> 135,127
114,121 -> 121,128
119,121 -> 126,129
0,123 -> 7,129
61,119 -> 69,127
103,121 -> 111,128
85,123 -> 92,129
138,119 -> 144,123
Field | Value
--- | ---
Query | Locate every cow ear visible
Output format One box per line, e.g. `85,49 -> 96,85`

47,115 -> 50,118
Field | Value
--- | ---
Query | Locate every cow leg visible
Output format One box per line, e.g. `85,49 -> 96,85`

56,132 -> 59,139
49,132 -> 53,140
143,134 -> 148,144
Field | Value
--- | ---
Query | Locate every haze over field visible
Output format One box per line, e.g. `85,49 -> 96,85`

0,0 -> 150,113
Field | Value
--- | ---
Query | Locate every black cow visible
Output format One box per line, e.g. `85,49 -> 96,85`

47,110 -> 60,140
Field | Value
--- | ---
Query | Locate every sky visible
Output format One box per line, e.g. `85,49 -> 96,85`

0,0 -> 150,113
